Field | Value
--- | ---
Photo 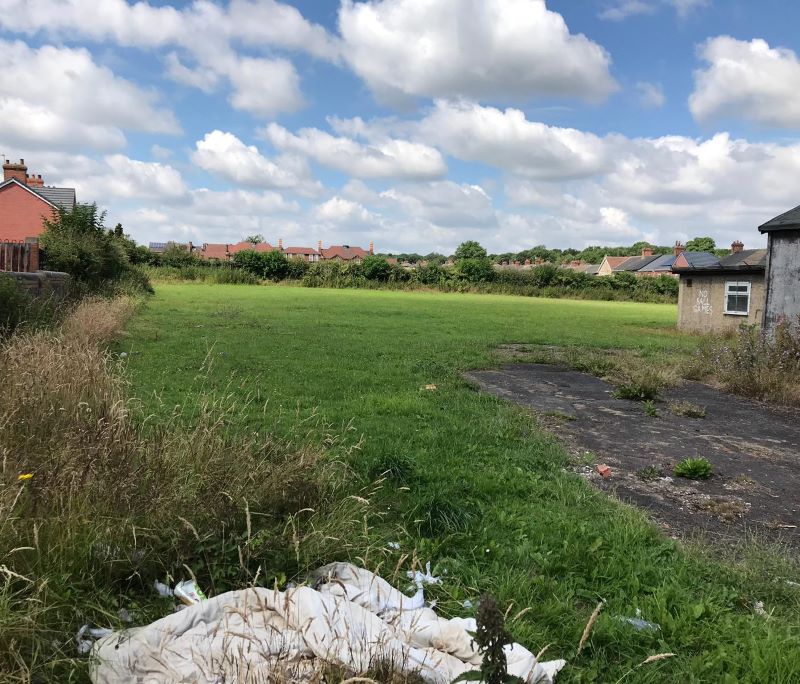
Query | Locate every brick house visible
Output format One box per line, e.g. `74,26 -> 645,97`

0,159 -> 76,242
283,246 -> 320,262
318,241 -> 374,262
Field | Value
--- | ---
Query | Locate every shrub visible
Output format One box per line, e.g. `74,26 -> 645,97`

285,257 -> 311,280
456,257 -> 495,283
415,263 -> 445,285
39,203 -> 151,293
233,249 -> 289,280
362,255 -> 392,281
454,240 -> 488,260
674,457 -> 712,480
211,267 -> 260,285
160,245 -> 200,267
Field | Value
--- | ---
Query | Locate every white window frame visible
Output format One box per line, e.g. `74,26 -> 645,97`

724,280 -> 751,316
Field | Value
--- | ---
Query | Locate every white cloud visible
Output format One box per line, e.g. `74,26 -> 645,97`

338,0 -> 616,104
0,1 -> 339,118
164,52 -> 220,94
191,130 -> 321,195
417,100 -> 609,180
600,0 -> 708,21
0,0 -> 340,60
0,39 -> 179,151
190,188 -> 299,216
599,0 -> 655,21
225,57 -> 304,117
261,123 -> 446,180
313,197 -> 375,226
636,81 -> 665,108
379,181 -> 496,228
690,37 -> 800,128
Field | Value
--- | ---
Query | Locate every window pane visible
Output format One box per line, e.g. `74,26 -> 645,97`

726,294 -> 749,313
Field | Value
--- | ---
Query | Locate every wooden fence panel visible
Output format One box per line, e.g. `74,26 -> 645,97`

0,241 -> 35,272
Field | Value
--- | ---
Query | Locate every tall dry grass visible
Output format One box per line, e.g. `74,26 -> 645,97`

686,318 -> 800,407
0,297 -> 369,682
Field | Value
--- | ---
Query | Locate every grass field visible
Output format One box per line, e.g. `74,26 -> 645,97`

124,283 -> 800,683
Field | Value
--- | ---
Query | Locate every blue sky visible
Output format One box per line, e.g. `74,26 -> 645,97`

2,0 -> 799,254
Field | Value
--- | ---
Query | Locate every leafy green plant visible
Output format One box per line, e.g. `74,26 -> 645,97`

643,400 -> 658,417
362,255 -> 392,281
674,457 -> 712,480
612,372 -> 662,401
455,595 -> 521,684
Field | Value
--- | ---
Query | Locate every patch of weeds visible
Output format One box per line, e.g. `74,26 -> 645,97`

570,355 -> 615,377
612,368 -> 663,401
643,400 -> 658,417
674,457 -> 712,480
697,497 -> 749,522
669,401 -> 707,418
637,465 -> 663,482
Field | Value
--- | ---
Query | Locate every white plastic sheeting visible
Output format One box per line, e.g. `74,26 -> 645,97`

90,562 -> 565,684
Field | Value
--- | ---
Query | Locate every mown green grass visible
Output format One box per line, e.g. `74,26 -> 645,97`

124,284 -> 800,683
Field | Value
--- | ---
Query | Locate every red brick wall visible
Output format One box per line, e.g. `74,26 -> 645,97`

0,183 -> 52,242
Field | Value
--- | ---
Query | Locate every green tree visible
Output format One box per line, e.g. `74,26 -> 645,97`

362,255 -> 392,281
685,236 -> 716,252
261,250 -> 289,280
245,234 -> 265,245
454,240 -> 488,260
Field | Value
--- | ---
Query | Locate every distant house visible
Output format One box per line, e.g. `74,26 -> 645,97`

284,246 -> 320,262
672,242 -> 767,333
150,241 -> 194,254
597,255 -> 629,276
0,159 -> 76,242
635,243 -> 688,277
198,243 -> 230,260
228,241 -> 275,257
319,241 -> 374,262
612,248 -> 660,274
758,205 -> 800,333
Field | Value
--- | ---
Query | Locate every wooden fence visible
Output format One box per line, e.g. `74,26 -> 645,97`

0,240 -> 39,273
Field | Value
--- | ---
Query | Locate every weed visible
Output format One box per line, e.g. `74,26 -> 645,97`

674,457 -> 713,480
612,368 -> 663,401
637,465 -> 663,482
669,401 -> 707,418
643,400 -> 658,417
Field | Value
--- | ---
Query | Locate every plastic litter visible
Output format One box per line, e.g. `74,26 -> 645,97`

616,609 -> 660,632
462,599 -> 474,609
407,560 -> 442,588
387,541 -> 401,550
153,579 -> 173,597
118,608 -> 133,623
76,625 -> 113,655
90,563 -> 566,684
754,601 -> 767,616
174,579 -> 207,606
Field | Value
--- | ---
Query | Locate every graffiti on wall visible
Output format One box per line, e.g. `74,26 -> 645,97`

693,289 -> 712,315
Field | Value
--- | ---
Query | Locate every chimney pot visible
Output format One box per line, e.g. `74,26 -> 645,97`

731,240 -> 744,254
369,241 -> 374,255
641,246 -> 654,257
673,241 -> 685,256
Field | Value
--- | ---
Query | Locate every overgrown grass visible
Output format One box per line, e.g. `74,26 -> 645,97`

0,297 -> 368,681
121,284 -> 800,683
686,320 -> 800,407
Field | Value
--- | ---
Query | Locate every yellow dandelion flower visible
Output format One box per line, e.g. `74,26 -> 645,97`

17,473 -> 33,481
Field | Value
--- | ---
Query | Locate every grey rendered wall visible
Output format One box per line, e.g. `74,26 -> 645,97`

764,232 -> 800,332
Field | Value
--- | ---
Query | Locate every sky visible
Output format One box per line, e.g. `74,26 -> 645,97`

2,0 -> 800,254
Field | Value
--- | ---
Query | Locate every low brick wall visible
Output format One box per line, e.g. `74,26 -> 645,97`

4,270 -> 71,299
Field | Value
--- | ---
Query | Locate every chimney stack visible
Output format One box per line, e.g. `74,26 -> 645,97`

278,238 -> 283,250
369,241 -> 374,255
3,158 -> 27,183
673,241 -> 685,256
731,240 -> 744,254
534,257 -> 544,265
26,173 -> 43,188
641,246 -> 654,257
317,240 -> 323,253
